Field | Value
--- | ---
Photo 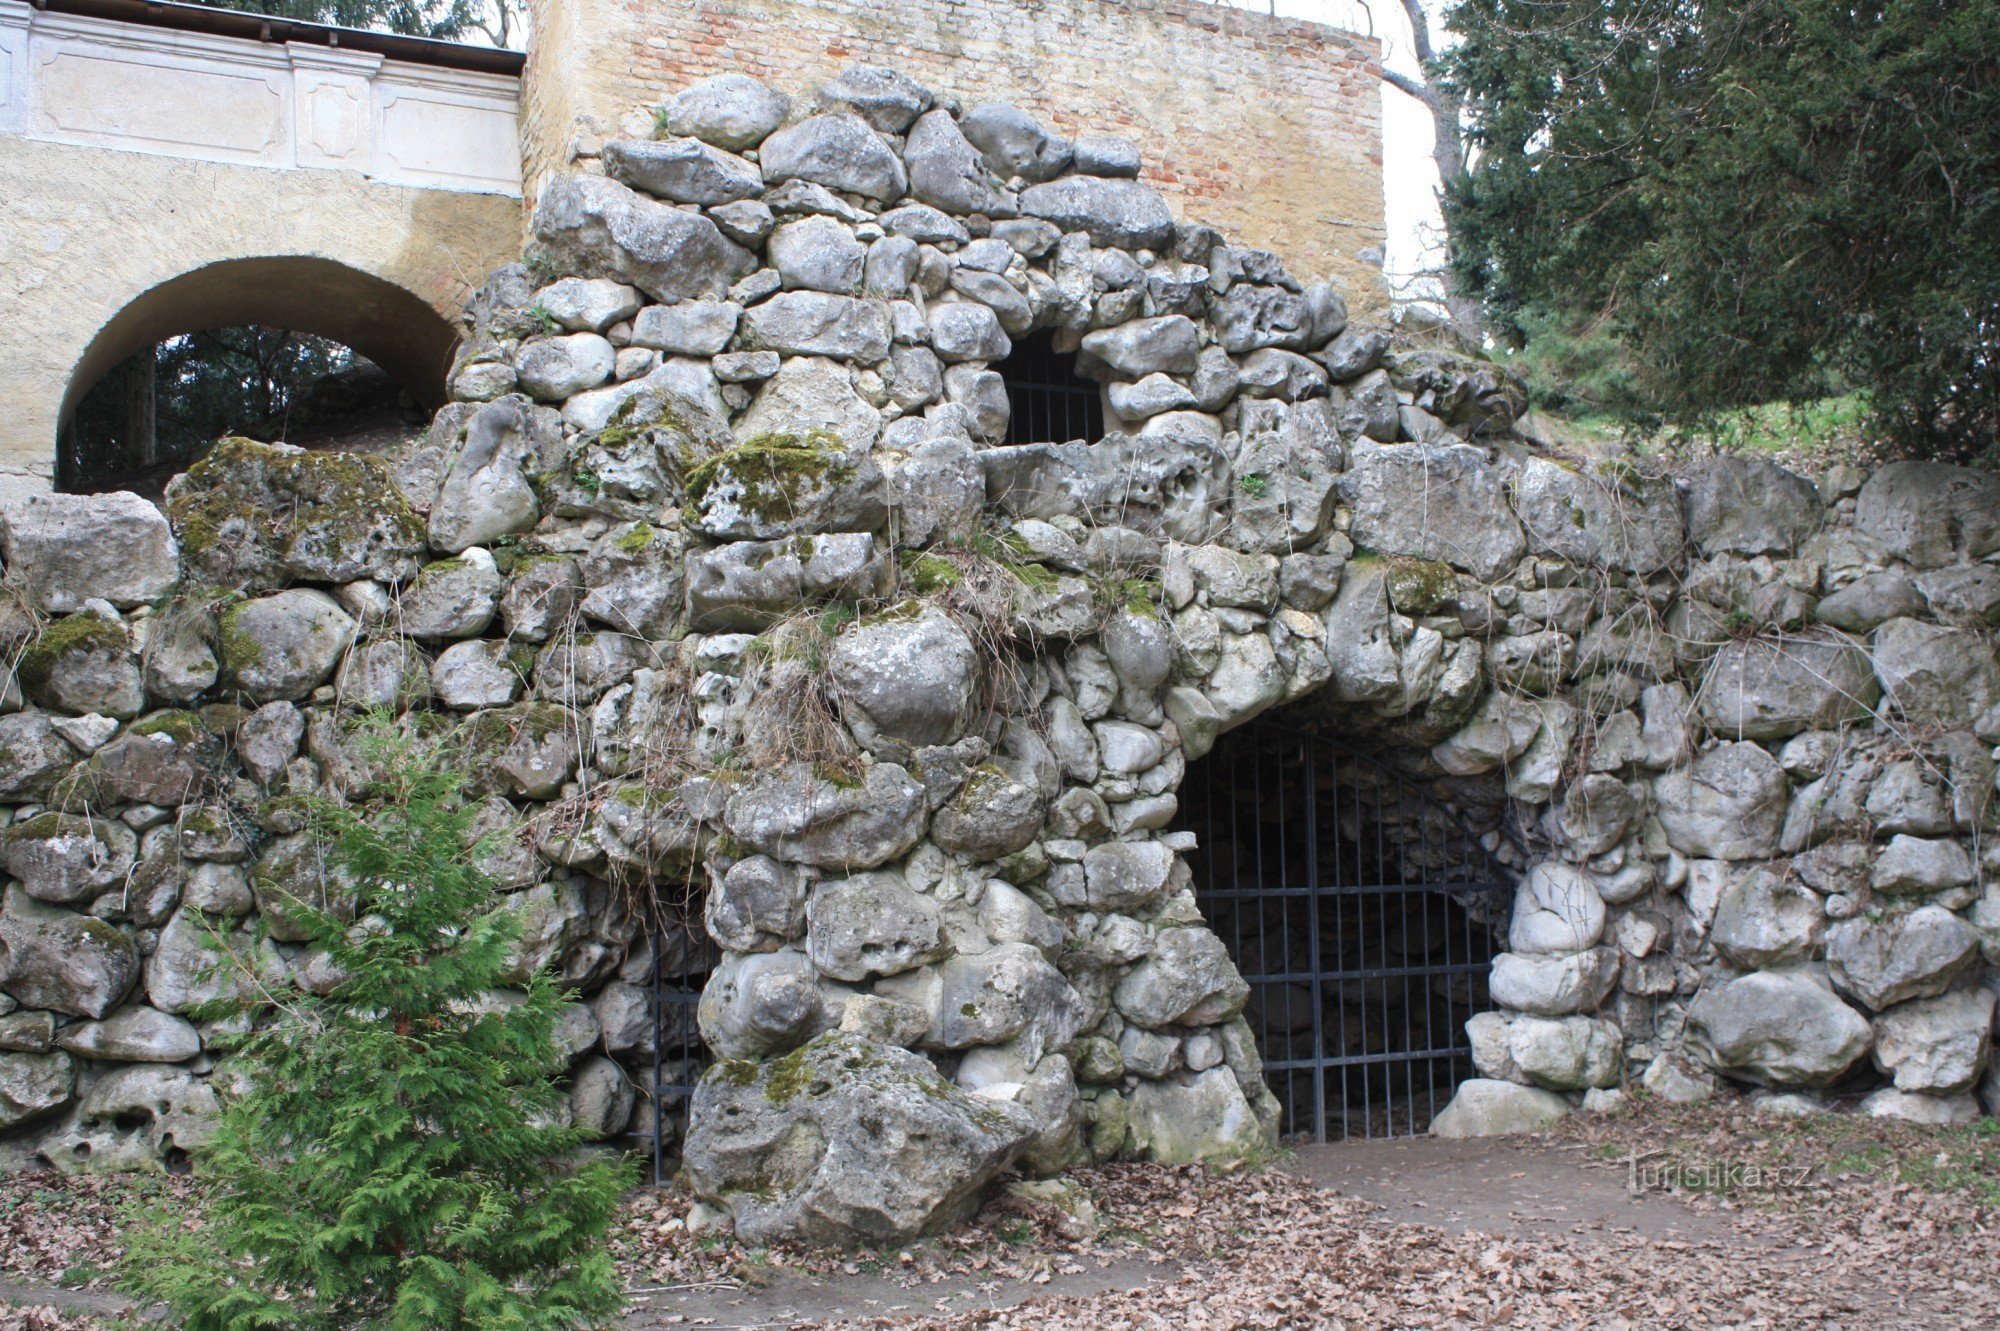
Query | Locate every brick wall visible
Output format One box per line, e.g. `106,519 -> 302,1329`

521,0 -> 1387,306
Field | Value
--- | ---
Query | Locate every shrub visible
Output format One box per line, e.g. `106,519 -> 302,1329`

121,717 -> 633,1330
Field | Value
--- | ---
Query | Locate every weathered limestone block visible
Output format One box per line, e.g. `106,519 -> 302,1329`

1430,1078 -> 1569,1138
1510,457 -> 1683,575
685,1032 -> 1035,1246
1113,927 -> 1248,1028
163,437 -> 427,590
1853,462 -> 2000,569
56,1006 -> 201,1063
1826,906 -> 1978,1011
1709,865 -> 1823,968
219,590 -> 356,704
1695,632 -> 1878,740
827,604 -> 975,755
0,491 -> 177,613
1872,988 -> 1994,1094
1687,967 -> 1871,1087
1019,176 -> 1174,250
1870,617 -> 2000,730
0,1053 -> 75,1130
706,855 -> 806,954
531,173 -> 754,302
722,762 -> 928,870
930,768 -> 1043,861
698,948 -> 825,1058
0,887 -> 139,1018
760,114 -> 909,202
1653,741 -> 1787,860
1,814 -> 136,905
686,533 -> 891,632
1685,457 -> 1821,556
1341,443 -> 1526,580
1127,1067 -> 1272,1162
1488,947 -> 1620,1016
605,137 -> 763,206
18,613 -> 143,719
805,871 -> 946,982
1508,863 -> 1606,956
659,72 -> 790,151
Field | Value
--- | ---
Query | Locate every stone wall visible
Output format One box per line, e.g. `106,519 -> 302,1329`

519,0 -> 1387,309
0,63 -> 1997,1251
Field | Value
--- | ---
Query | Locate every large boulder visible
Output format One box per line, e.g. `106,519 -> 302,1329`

17,612 -> 145,718
1872,988 -> 1994,1094
531,173 -> 754,302
0,886 -> 140,1018
658,72 -> 790,151
1686,968 -> 1871,1088
1506,862 -> 1606,956
686,532 -> 891,632
1113,927 -> 1248,1028
722,762 -> 928,870
1,491 -> 177,612
1341,443 -> 1526,581
1709,865 -> 1823,968
1488,948 -> 1619,1016
759,114 -> 908,202
730,357 -> 885,455
57,1005 -> 202,1063
1652,741 -> 1787,860
427,398 -> 542,553
604,137 -> 763,205
827,604 -> 976,755
1870,617 -> 2000,730
163,437 -> 427,590
1509,457 -> 1683,575
218,590 -> 356,704
0,813 -> 137,905
904,109 -> 1014,217
698,948 -> 825,1058
1853,462 -> 2000,569
1696,632 -> 1878,740
1018,176 -> 1174,250
0,1052 -> 76,1130
1684,458 -> 1821,556
1826,906 -> 1979,1011
1127,1068 -> 1273,1162
805,871 -> 946,982
738,293 -> 893,363
1430,1078 -> 1570,1138
929,768 -> 1043,861
684,1032 -> 1036,1245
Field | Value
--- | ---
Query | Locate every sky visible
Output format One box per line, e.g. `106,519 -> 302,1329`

1208,0 -> 1447,307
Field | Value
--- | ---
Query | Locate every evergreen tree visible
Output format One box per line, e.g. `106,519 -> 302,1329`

1444,0 -> 2000,456
121,720 -> 632,1331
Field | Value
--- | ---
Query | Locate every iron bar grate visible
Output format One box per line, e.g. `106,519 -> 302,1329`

1173,722 -> 1515,1142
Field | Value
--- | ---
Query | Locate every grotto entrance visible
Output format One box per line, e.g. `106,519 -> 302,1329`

1175,721 -> 1514,1141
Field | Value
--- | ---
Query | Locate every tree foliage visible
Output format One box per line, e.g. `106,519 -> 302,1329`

177,0 -> 523,47
120,719 -> 632,1331
1444,0 -> 2000,455
63,328 -> 354,491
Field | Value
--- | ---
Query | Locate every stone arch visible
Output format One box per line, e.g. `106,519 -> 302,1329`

57,256 -> 463,486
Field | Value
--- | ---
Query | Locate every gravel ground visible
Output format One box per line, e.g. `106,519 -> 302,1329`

3,1098 -> 1997,1328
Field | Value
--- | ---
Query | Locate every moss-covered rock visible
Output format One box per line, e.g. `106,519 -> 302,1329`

163,438 -> 428,590
683,1031 -> 1037,1246
17,612 -> 145,719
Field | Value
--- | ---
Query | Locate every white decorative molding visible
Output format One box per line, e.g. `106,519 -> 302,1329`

0,5 -> 519,194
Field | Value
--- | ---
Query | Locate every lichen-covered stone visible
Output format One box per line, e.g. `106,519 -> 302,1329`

164,438 -> 427,590
684,1032 -> 1035,1246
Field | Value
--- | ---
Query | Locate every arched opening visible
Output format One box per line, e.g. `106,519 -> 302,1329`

1174,717 -> 1516,1141
995,330 -> 1105,445
57,258 -> 460,495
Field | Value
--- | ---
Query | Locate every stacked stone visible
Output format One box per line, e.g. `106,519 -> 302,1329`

0,63 -> 1995,1245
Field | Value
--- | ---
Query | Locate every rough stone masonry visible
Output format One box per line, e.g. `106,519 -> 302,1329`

0,64 -> 1998,1249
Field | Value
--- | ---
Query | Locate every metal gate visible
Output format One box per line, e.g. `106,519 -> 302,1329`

1174,721 -> 1515,1141
649,886 -> 712,1184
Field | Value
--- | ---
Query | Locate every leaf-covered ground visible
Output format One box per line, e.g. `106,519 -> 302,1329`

4,1097 -> 1997,1328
